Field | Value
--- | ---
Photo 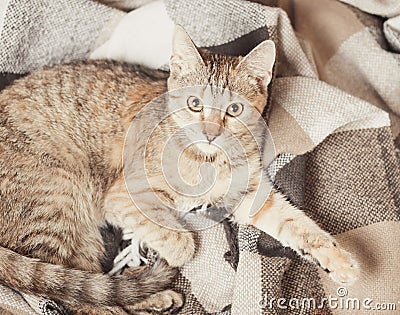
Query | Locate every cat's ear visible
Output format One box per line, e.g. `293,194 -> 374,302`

170,25 -> 204,75
237,40 -> 276,88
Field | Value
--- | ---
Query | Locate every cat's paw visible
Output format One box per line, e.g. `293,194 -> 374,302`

306,237 -> 359,285
151,230 -> 196,267
322,245 -> 359,285
126,290 -> 184,315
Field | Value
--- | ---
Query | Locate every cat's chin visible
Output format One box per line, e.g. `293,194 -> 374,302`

195,142 -> 221,155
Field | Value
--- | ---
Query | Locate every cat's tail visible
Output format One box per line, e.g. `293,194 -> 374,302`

0,246 -> 178,307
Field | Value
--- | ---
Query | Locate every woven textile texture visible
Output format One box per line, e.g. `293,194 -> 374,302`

0,0 -> 399,314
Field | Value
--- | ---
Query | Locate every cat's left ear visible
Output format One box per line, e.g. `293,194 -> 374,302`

169,25 -> 205,76
237,40 -> 276,88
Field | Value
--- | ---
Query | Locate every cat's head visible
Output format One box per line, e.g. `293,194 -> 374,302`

167,26 -> 275,156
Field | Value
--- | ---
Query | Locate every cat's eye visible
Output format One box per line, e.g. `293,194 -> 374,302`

187,96 -> 203,112
226,103 -> 244,117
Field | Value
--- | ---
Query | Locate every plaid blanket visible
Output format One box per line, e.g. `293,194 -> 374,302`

0,0 -> 399,314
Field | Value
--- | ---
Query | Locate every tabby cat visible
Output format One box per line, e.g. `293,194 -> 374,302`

0,26 -> 358,313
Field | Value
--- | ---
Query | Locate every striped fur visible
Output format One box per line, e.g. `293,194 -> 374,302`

0,246 -> 177,308
0,36 -> 273,309
0,60 -> 181,311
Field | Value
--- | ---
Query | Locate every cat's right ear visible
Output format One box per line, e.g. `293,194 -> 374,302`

237,40 -> 276,88
170,26 -> 204,76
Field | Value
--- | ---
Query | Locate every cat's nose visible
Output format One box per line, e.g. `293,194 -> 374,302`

202,130 -> 219,143
206,135 -> 217,143
202,123 -> 222,143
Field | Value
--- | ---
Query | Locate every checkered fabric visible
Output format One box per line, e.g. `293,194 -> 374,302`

0,0 -> 399,314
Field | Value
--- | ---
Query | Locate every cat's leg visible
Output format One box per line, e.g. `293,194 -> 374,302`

234,186 -> 359,284
104,176 -> 195,267
103,177 -> 188,313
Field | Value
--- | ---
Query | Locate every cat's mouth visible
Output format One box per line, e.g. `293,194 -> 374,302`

195,141 -> 221,155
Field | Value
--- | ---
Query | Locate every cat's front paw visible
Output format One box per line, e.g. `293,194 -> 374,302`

151,230 -> 196,267
322,245 -> 359,285
306,237 -> 359,285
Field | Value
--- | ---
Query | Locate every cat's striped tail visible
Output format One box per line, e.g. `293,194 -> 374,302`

0,246 -> 178,308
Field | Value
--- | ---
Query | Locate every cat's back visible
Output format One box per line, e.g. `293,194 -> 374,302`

0,60 -> 168,171
0,59 -> 168,138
